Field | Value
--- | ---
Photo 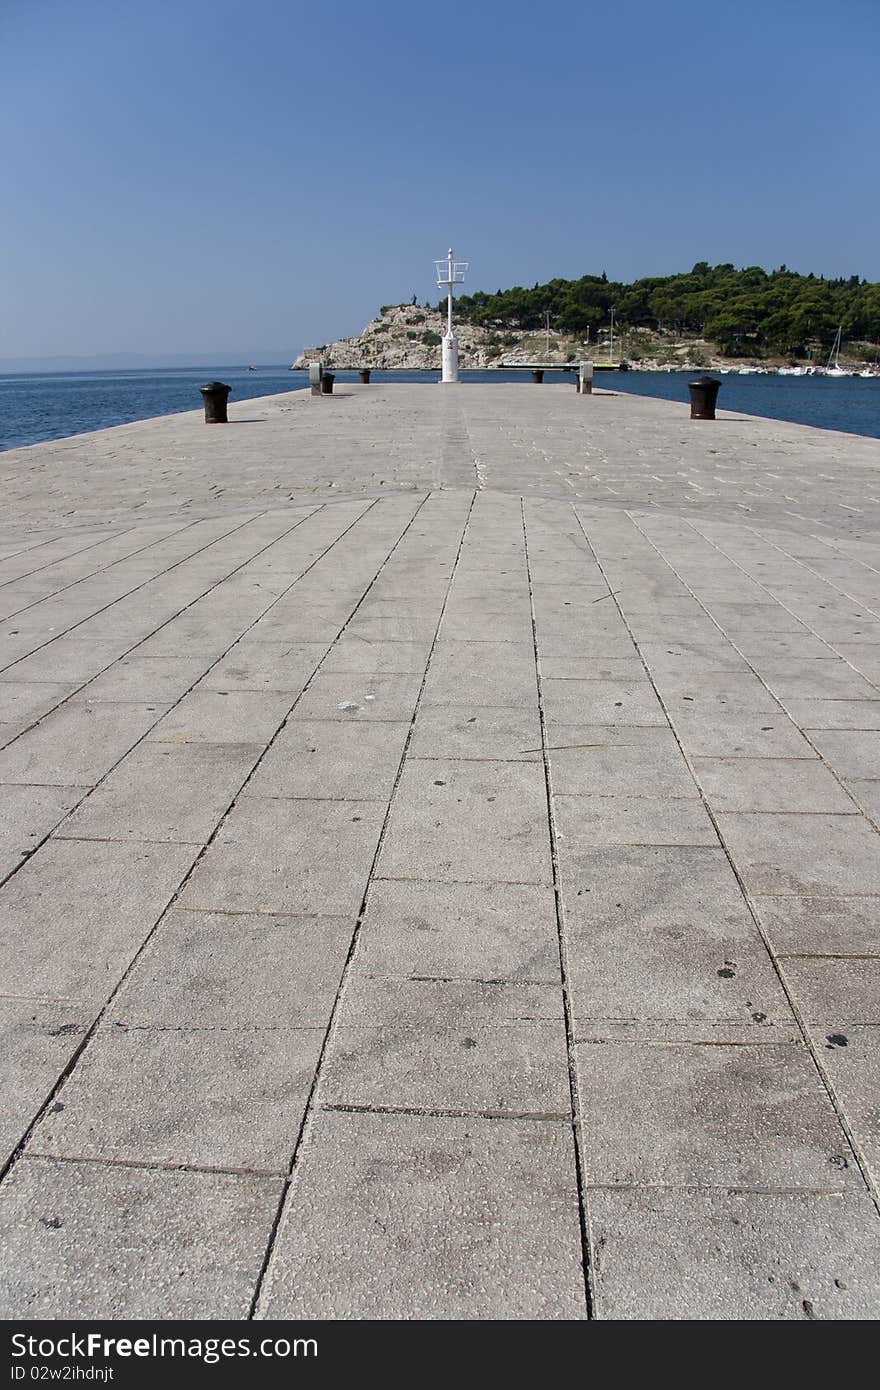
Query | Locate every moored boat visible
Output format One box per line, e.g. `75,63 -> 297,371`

823,326 -> 851,377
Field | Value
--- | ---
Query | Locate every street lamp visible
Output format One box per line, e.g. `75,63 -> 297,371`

434,247 -> 468,383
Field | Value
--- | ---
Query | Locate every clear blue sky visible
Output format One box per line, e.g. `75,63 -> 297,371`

1,0 -> 877,362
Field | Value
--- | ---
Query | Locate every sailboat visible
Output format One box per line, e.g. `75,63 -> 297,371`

593,307 -> 621,370
824,326 -> 849,377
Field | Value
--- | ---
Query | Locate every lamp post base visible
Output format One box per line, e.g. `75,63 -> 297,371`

440,334 -> 459,383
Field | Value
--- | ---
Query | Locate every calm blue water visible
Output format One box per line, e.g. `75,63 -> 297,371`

1,364 -> 879,452
601,369 -> 880,439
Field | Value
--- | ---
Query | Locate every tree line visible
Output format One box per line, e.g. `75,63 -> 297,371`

446,263 -> 880,357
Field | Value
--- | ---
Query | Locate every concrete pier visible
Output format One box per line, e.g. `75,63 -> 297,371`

1,381 -> 880,1319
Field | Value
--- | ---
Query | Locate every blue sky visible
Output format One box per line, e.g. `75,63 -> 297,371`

1,0 -> 877,362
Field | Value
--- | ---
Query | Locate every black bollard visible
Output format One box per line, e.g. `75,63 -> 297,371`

531,369 -> 544,384
321,373 -> 335,394
359,368 -> 371,384
688,375 -> 721,420
198,381 -> 232,423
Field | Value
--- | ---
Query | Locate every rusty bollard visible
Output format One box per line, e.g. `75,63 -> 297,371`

531,369 -> 544,384
688,375 -> 721,419
359,368 -> 371,384
321,373 -> 335,394
198,381 -> 231,423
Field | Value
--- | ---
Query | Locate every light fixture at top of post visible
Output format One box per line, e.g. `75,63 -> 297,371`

434,247 -> 468,383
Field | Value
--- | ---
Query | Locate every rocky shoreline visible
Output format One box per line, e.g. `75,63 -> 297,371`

292,303 -> 862,374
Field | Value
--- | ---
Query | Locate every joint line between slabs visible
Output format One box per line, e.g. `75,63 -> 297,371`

319,1103 -> 571,1122
521,496 -> 596,1321
19,1150 -> 287,1180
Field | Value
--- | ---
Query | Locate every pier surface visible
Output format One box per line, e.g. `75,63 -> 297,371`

2,382 -> 880,1320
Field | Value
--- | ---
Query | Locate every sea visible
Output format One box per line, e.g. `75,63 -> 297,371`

1,364 -> 879,453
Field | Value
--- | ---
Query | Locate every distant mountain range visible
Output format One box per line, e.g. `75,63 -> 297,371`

0,351 -> 293,373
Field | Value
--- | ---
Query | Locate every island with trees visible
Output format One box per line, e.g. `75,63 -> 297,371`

294,262 -> 880,373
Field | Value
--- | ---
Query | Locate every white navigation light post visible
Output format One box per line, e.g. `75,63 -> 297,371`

435,247 -> 468,383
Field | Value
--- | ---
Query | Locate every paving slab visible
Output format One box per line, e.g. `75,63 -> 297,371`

716,811 -> 880,895
343,610 -> 439,643
538,654 -> 643,680
0,783 -> 86,880
692,756 -> 856,813
588,1189 -> 880,1320
28,1023 -> 324,1172
320,977 -> 568,1116
257,1109 -> 586,1320
292,670 -> 423,722
733,633 -> 846,662
0,838 -> 198,1004
757,659 -> 879,700
553,792 -> 718,847
701,602 -> 812,634
669,706 -> 818,758
111,907 -> 356,1028
637,639 -> 752,672
545,723 -> 698,798
0,699 -> 168,786
75,655 -> 211,702
321,635 -> 433,673
808,728 -> 880,778
355,877 -> 561,981
440,604 -> 533,643
246,717 -> 410,800
752,895 -> 880,955
147,688 -> 292,744
408,703 -> 541,761
559,846 -> 793,1024
0,999 -> 91,1168
377,758 -> 552,885
575,1038 -> 856,1189
844,778 -> 880,820
777,957 -> 880,1025
0,1157 -> 281,1319
541,677 -> 667,726
199,640 -> 326,692
807,1025 -> 880,1189
782,698 -> 880,730
421,639 -> 538,707
59,740 -> 262,843
180,796 -> 387,915
0,682 -> 78,742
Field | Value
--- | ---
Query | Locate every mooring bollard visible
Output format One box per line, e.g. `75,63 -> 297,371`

531,369 -> 544,384
359,368 -> 371,384
321,372 -> 335,394
578,362 -> 594,395
688,375 -> 721,420
198,381 -> 232,423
